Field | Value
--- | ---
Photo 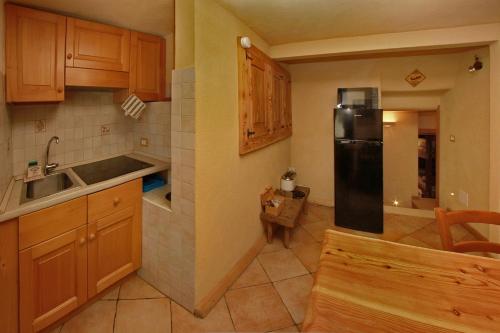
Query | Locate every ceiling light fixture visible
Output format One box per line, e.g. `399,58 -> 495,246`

468,56 -> 483,73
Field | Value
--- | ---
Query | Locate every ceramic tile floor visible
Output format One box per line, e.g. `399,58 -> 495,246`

49,204 -> 481,333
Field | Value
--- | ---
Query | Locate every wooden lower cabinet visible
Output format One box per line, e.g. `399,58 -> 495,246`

18,179 -> 143,332
19,225 -> 88,333
87,205 -> 142,298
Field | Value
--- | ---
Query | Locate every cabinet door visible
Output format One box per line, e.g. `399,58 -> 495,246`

19,226 -> 87,333
5,4 -> 65,103
239,46 -> 272,153
270,68 -> 285,134
283,75 -> 292,134
130,32 -> 166,101
87,205 -> 141,298
66,18 -> 130,72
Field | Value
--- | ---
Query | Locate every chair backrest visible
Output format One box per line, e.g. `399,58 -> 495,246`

435,208 -> 500,254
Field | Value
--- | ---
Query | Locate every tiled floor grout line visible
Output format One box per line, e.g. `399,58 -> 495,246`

223,295 -> 237,331
169,298 -> 173,333
112,284 -> 122,332
119,296 -> 168,301
255,253 -> 297,327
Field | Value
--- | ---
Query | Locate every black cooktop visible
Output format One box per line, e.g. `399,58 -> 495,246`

73,156 -> 153,185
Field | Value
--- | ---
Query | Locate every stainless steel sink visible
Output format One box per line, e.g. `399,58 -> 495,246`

21,172 -> 77,204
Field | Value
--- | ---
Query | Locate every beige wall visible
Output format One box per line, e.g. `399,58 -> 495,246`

419,112 -> 437,129
290,60 -> 380,206
383,112 -> 419,208
290,52 -> 465,206
440,48 -> 490,236
175,0 -> 194,69
0,0 -> 12,202
194,0 -> 290,304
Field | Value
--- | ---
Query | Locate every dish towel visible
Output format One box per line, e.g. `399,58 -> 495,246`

121,94 -> 146,119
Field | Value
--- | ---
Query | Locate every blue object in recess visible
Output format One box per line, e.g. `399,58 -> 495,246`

142,174 -> 166,192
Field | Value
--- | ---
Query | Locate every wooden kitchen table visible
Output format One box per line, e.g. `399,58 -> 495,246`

302,230 -> 500,333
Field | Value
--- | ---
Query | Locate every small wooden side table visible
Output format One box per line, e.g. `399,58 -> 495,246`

260,186 -> 310,248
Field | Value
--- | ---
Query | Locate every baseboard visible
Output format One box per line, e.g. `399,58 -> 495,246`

194,235 -> 267,318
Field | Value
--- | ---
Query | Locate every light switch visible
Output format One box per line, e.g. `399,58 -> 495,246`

140,137 -> 149,147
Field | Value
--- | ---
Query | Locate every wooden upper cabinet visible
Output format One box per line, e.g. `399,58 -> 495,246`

19,226 -> 88,333
5,4 -> 66,103
66,18 -> 130,72
129,32 -> 166,101
238,39 -> 292,155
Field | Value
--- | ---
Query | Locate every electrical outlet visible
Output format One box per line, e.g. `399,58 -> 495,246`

101,125 -> 111,136
458,190 -> 469,207
35,120 -> 46,133
449,135 -> 456,142
140,137 -> 149,147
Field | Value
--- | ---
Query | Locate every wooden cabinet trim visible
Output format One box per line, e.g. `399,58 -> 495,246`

20,225 -> 88,333
65,67 -> 129,88
6,4 -> 66,103
87,178 -> 142,222
19,197 -> 87,251
0,219 -> 19,333
238,38 -> 292,155
87,204 -> 141,297
116,31 -> 166,102
66,17 -> 130,72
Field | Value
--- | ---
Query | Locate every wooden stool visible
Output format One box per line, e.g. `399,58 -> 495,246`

260,186 -> 310,248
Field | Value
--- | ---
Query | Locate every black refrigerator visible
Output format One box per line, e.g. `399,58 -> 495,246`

334,107 -> 384,233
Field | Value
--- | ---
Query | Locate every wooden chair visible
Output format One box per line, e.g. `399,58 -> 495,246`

435,208 -> 500,254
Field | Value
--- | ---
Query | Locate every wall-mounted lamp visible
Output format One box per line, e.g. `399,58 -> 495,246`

383,121 -> 396,128
468,55 -> 483,73
240,36 -> 252,49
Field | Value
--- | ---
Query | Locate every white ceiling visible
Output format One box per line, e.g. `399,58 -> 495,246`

12,0 -> 174,37
217,0 -> 500,45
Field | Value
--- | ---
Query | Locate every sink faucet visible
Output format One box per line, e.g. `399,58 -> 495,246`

45,136 -> 59,175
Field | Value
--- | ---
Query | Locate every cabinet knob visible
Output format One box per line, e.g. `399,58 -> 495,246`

113,197 -> 121,206
57,88 -> 63,93
67,53 -> 73,59
89,233 -> 96,241
79,237 -> 86,245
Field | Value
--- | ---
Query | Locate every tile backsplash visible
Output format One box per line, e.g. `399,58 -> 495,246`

133,101 -> 171,160
9,91 -> 134,176
9,91 -> 171,177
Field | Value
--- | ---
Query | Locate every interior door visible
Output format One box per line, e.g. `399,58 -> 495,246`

6,4 -> 66,102
87,206 -> 141,298
66,18 -> 130,72
19,226 -> 87,333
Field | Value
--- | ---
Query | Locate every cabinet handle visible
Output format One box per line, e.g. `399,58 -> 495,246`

89,233 -> 96,241
79,237 -> 86,245
247,129 -> 256,137
113,197 -> 121,206
67,53 -> 73,59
